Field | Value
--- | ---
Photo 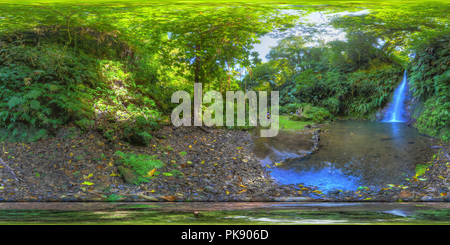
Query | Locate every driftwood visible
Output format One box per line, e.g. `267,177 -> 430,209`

0,156 -> 25,183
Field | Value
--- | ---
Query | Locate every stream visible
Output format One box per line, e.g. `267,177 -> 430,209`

253,120 -> 439,192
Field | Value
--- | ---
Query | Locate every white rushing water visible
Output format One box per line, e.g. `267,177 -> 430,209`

384,70 -> 408,122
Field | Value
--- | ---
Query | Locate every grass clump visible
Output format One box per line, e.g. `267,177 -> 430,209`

279,116 -> 310,131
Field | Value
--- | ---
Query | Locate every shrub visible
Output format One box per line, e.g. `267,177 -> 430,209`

0,33 -> 163,143
0,41 -> 96,137
409,35 -> 450,141
289,104 -> 332,123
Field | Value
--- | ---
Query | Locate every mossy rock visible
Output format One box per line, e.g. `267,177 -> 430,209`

128,131 -> 152,146
114,157 -> 125,166
117,165 -> 140,185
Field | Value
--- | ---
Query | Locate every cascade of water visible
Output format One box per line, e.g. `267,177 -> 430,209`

384,70 -> 408,122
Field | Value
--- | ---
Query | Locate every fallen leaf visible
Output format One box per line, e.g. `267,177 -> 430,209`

145,168 -> 157,177
82,181 -> 94,186
238,189 -> 247,194
84,173 -> 93,179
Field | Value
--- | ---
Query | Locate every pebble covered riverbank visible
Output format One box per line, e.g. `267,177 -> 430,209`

0,123 -> 449,202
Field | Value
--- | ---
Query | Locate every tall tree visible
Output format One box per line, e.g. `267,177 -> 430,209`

151,5 -> 297,90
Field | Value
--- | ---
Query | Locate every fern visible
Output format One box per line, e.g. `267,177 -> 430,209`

7,96 -> 25,108
23,90 -> 42,100
114,151 -> 165,184
28,100 -> 41,110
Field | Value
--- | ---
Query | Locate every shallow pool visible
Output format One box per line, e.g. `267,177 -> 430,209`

254,120 -> 439,191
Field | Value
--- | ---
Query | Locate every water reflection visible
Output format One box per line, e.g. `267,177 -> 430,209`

270,166 -> 360,191
253,121 -> 438,191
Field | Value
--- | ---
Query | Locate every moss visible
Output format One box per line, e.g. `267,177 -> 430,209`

114,151 -> 165,185
278,116 -> 310,131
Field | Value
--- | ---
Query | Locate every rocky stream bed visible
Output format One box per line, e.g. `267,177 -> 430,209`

1,122 -> 450,202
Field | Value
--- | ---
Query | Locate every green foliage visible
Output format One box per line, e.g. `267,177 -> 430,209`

289,104 -> 332,123
0,24 -> 163,143
409,35 -> 450,142
278,115 -> 310,131
104,193 -> 125,202
0,2 -> 448,142
280,102 -> 302,115
0,41 -> 96,136
247,26 -> 404,120
415,164 -> 428,177
163,169 -> 184,177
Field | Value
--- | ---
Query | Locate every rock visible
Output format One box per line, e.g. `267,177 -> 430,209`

273,196 -> 314,202
327,189 -> 341,195
204,186 -> 215,193
398,190 -> 412,199
420,196 -> 434,201
114,157 -> 124,166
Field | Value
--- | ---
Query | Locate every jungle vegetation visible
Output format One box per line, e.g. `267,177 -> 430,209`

0,1 -> 449,143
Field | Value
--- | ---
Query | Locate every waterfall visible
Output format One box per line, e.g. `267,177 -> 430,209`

384,70 -> 408,123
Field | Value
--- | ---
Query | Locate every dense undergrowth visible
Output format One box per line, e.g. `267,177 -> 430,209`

408,35 -> 450,142
0,3 -> 448,144
0,28 -> 169,145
